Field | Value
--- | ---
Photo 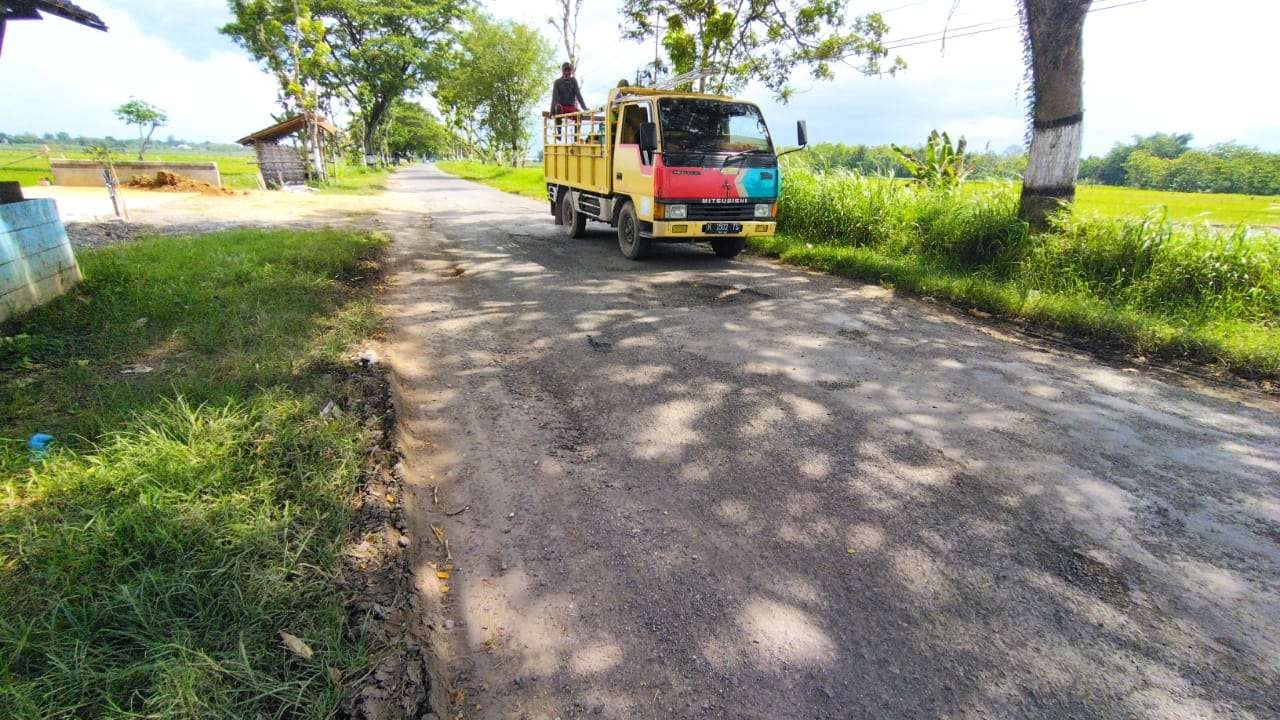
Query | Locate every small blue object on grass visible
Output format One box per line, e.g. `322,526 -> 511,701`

28,433 -> 55,458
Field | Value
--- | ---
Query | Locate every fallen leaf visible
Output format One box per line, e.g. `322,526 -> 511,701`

385,494 -> 396,504
440,584 -> 450,593
432,525 -> 446,546
846,548 -> 857,555
279,631 -> 314,660
436,570 -> 450,580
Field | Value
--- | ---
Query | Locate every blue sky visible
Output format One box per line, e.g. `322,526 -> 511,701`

1,0 -> 1276,156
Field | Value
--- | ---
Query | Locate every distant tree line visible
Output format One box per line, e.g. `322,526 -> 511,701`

1078,133 -> 1280,196
0,130 -> 248,154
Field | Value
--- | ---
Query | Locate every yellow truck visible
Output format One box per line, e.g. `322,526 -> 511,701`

543,86 -> 806,259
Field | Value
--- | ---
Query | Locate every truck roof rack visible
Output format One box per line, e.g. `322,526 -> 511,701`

653,68 -> 720,90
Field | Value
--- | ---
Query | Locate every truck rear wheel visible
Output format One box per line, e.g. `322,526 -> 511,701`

560,192 -> 586,238
616,202 -> 650,260
711,238 -> 746,258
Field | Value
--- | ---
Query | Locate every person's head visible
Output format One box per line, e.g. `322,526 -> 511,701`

561,62 -> 574,78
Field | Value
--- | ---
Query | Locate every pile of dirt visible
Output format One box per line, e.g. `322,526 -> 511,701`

127,171 -> 239,196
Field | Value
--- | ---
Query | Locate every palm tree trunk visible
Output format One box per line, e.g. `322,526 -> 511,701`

1019,0 -> 1092,229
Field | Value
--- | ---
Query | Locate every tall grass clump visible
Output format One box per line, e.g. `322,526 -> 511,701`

1,228 -> 385,718
1027,211 -> 1280,321
766,165 -> 1280,377
778,166 -> 1028,270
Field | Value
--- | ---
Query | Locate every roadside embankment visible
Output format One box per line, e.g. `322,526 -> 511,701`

0,228 -> 398,717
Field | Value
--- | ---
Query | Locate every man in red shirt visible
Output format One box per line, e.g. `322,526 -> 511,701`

550,63 -> 588,143
551,62 -> 587,116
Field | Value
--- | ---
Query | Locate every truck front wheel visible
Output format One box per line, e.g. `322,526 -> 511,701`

616,202 -> 650,260
711,238 -> 746,258
560,192 -> 586,238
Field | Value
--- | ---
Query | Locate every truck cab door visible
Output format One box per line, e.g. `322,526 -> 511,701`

613,101 -> 657,222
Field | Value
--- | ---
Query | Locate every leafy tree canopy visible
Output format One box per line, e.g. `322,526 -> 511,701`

437,14 -> 554,165
221,0 -> 332,114
619,0 -> 903,100
386,100 -> 459,159
113,99 -> 168,160
315,0 -> 469,153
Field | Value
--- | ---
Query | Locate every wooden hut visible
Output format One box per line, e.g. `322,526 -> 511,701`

236,115 -> 338,189
0,0 -> 107,56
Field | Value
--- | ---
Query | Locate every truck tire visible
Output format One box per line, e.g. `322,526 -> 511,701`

616,202 -> 650,260
711,238 -> 746,258
560,192 -> 586,238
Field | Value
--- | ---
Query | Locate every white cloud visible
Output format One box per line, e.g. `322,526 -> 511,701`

2,0 -> 1277,154
0,1 -> 279,142
488,0 -> 1280,155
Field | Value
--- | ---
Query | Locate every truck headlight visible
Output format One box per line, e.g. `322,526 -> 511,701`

665,204 -> 687,220
754,203 -> 773,218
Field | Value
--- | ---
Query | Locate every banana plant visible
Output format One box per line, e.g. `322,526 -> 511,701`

892,130 -> 971,188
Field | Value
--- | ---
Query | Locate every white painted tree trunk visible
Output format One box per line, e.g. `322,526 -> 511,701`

1024,122 -> 1083,193
1021,120 -> 1083,227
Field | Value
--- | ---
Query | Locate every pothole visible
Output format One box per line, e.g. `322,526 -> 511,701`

646,282 -> 772,306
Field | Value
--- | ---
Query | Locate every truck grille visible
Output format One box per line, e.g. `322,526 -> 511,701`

683,203 -> 758,221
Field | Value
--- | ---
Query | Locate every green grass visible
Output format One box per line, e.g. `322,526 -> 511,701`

758,169 -> 1280,379
436,160 -> 545,200
1074,184 -> 1280,228
0,148 -> 262,190
0,228 -> 386,718
313,166 -> 392,195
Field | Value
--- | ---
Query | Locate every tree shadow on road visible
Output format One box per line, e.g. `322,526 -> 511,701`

376,174 -> 1280,720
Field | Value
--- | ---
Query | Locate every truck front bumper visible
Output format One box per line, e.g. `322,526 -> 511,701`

648,220 -> 776,240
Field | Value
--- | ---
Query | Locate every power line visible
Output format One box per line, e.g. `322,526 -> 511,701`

881,0 -> 1153,51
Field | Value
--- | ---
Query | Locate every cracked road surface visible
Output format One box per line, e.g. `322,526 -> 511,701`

379,165 -> 1280,719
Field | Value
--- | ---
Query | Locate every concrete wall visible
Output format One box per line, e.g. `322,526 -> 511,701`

50,159 -> 222,187
1,199 -> 82,322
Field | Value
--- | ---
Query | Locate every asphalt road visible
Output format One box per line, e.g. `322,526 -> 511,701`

380,164 -> 1280,720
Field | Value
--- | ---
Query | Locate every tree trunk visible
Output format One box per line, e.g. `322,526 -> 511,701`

1019,0 -> 1092,229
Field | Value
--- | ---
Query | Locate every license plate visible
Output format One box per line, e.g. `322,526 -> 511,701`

703,222 -> 742,234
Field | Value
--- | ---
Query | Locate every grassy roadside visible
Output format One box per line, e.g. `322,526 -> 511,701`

436,160 -> 544,200
314,166 -> 393,195
760,170 -> 1280,380
1,228 -> 386,718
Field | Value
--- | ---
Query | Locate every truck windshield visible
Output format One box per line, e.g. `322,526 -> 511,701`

658,99 -> 772,155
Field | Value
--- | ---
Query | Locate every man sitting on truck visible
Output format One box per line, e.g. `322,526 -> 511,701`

550,62 -> 588,142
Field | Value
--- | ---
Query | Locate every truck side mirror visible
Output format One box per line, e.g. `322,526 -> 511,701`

797,120 -> 808,148
640,122 -> 658,152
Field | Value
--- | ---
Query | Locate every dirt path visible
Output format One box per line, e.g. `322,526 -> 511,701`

377,164 -> 1280,720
